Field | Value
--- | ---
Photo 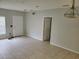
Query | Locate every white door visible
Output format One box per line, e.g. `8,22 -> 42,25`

43,17 -> 52,41
12,16 -> 23,36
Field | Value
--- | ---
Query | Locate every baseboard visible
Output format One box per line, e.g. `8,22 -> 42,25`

50,42 -> 79,54
0,36 -> 9,40
26,35 -> 43,41
0,37 -> 7,40
13,35 -> 25,37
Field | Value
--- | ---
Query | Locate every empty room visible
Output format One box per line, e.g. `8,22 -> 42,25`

0,0 -> 79,59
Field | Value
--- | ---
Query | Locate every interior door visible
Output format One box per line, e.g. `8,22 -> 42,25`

12,16 -> 24,37
43,17 -> 52,41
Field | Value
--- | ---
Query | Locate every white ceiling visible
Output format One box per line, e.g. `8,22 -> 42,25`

0,0 -> 79,12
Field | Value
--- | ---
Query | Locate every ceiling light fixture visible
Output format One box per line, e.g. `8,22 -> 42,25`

64,0 -> 79,18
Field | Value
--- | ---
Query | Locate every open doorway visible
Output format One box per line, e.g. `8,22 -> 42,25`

43,17 -> 52,41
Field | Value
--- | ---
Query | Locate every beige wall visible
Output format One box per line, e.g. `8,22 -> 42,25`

0,8 -> 25,39
25,8 -> 79,53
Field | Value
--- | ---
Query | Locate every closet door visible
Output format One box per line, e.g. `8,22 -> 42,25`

12,16 -> 23,36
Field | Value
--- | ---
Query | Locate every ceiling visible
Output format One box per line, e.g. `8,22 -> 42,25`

0,0 -> 79,12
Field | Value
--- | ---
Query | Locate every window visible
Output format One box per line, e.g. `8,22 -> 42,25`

0,16 -> 6,35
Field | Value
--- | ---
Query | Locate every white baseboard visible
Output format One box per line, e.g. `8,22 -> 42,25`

50,42 -> 79,54
26,35 -> 43,41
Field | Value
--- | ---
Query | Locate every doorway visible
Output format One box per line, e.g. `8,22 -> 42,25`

43,17 -> 52,41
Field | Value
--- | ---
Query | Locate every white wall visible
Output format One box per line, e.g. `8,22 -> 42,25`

25,8 -> 79,53
25,12 -> 43,40
0,8 -> 25,39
